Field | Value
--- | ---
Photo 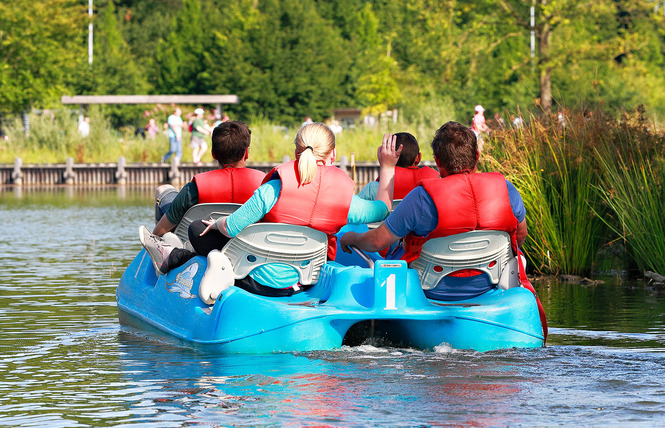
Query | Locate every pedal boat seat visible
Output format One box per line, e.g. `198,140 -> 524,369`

410,230 -> 521,293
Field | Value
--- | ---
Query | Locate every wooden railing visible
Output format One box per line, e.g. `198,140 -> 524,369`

1,157 -> 406,193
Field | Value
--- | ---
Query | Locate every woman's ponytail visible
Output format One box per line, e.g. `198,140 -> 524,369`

297,145 -> 317,184
294,123 -> 335,185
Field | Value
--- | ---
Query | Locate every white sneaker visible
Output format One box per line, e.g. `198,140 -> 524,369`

139,225 -> 173,275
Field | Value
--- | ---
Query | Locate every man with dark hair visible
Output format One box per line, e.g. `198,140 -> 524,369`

357,132 -> 439,201
151,120 -> 265,237
341,121 -> 528,298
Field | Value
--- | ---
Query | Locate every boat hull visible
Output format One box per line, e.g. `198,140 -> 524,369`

116,248 -> 544,353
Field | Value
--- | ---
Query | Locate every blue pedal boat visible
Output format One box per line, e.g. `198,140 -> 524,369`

116,204 -> 545,353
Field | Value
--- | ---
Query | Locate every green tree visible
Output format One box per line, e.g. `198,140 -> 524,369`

153,0 -> 207,94
73,0 -> 149,127
0,0 -> 86,112
115,0 -> 179,73
350,4 -> 401,116
494,0 -> 628,114
204,0 -> 351,123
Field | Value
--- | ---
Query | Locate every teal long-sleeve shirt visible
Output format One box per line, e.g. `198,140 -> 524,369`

226,179 -> 390,288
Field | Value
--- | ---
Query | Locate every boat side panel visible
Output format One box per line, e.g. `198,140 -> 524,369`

382,288 -> 544,351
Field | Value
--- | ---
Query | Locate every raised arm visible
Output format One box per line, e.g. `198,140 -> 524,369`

375,133 -> 402,211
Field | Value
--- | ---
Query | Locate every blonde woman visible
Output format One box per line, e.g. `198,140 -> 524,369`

142,123 -> 401,296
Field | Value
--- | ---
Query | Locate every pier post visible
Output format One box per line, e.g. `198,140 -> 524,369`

350,153 -> 356,181
339,156 -> 348,174
63,157 -> 76,185
168,157 -> 180,186
115,157 -> 128,185
12,158 -> 23,185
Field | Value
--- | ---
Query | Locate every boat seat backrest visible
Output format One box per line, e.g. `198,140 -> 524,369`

174,203 -> 242,243
410,230 -> 520,291
221,223 -> 328,285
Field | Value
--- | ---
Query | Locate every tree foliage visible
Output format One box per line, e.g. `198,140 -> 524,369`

2,0 -> 665,126
0,0 -> 86,112
71,0 -> 149,127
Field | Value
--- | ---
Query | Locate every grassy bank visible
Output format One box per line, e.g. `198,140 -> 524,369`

0,106 -> 440,164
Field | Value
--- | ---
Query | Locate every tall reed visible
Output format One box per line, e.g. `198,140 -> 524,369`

594,115 -> 665,275
484,112 -> 605,275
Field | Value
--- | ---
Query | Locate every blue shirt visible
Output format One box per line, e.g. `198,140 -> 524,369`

383,179 -> 526,300
384,180 -> 525,238
226,180 -> 390,288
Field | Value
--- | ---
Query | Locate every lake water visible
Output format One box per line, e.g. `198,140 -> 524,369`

1,187 -> 665,427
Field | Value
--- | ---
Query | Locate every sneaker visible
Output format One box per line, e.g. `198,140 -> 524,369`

139,225 -> 173,275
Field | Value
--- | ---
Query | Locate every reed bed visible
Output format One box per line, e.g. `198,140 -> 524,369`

593,113 -> 665,276
485,108 -> 665,277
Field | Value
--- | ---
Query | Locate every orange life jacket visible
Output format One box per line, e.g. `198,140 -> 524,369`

401,172 -> 518,263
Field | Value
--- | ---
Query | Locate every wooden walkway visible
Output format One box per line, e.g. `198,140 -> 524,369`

0,157 -> 398,192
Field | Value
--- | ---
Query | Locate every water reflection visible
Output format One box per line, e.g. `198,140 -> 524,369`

2,185 -> 153,206
535,278 -> 665,342
115,330 -> 537,426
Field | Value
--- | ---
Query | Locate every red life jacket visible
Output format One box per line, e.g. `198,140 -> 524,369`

192,167 -> 265,204
375,166 -> 440,199
402,172 -> 518,263
262,160 -> 354,260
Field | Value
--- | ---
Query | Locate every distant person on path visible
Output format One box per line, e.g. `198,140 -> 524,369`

471,105 -> 490,134
512,115 -> 524,129
163,107 -> 184,163
145,118 -> 159,140
150,120 -> 266,237
78,116 -> 90,137
213,114 -> 230,128
301,116 -> 314,127
471,105 -> 490,152
494,113 -> 506,129
190,108 -> 211,165
330,119 -> 343,135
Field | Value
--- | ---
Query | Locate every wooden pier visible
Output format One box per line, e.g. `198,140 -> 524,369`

0,157 -> 400,192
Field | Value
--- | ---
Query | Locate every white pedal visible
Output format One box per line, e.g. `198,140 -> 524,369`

198,250 -> 235,304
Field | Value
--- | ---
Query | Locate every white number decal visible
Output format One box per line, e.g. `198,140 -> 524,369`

383,273 -> 396,310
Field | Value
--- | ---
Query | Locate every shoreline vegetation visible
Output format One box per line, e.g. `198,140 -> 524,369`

482,106 -> 664,280
2,106 -> 663,279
